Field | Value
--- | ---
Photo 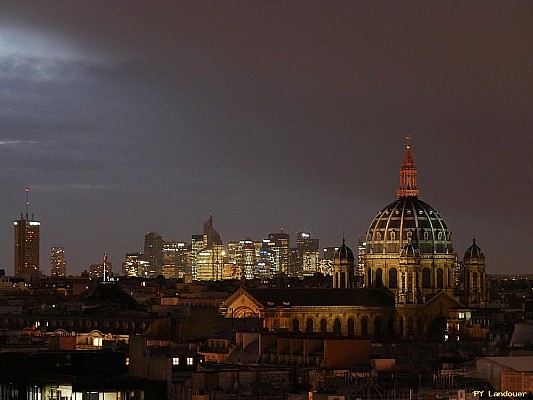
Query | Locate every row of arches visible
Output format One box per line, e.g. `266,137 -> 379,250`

286,315 -> 395,338
368,266 -> 451,289
372,229 -> 450,242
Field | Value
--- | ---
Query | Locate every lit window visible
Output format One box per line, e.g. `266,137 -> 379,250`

186,357 -> 193,366
172,357 -> 179,366
126,357 -> 130,366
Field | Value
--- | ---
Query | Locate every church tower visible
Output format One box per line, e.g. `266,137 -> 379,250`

332,239 -> 355,288
463,238 -> 487,307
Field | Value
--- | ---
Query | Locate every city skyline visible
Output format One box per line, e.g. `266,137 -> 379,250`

0,2 -> 531,275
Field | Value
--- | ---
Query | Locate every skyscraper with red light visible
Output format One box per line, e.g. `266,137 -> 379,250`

14,213 -> 41,277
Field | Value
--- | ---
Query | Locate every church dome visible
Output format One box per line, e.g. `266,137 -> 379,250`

365,136 -> 453,256
366,196 -> 453,255
334,239 -> 354,264
464,238 -> 484,262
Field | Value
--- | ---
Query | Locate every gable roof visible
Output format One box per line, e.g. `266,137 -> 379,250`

244,288 -> 395,308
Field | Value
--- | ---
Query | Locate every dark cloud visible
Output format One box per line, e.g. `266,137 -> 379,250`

0,1 -> 531,274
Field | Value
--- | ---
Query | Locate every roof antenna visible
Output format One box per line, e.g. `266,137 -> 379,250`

25,187 -> 30,219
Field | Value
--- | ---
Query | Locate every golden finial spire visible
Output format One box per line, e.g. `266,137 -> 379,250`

406,134 -> 411,148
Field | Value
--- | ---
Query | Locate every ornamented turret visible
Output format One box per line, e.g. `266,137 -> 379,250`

333,238 -> 355,289
396,135 -> 421,198
463,238 -> 487,306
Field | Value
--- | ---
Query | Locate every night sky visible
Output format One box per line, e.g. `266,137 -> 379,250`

0,1 -> 531,275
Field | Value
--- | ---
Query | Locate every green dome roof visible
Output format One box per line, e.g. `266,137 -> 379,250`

365,196 -> 453,255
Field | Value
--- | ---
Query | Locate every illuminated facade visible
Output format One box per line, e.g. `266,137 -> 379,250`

267,231 -> 289,274
162,241 -> 188,279
50,246 -> 66,277
89,262 -> 112,279
296,231 -> 319,276
195,216 -> 224,281
122,253 -> 149,277
364,137 -> 455,303
14,213 -> 40,277
227,239 -> 259,279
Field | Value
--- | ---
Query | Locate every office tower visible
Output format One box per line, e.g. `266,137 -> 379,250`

162,241 -> 188,279
122,253 -> 149,277
89,262 -> 112,279
296,231 -> 319,276
189,234 -> 206,281
50,247 -> 66,277
196,216 -> 224,281
144,232 -> 164,278
227,239 -> 263,279
323,246 -> 338,261
267,231 -> 290,274
14,210 -> 40,277
256,239 -> 275,278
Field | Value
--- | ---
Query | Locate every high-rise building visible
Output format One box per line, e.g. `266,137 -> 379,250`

227,239 -> 264,279
50,247 -> 66,277
296,231 -> 319,276
14,212 -> 40,278
196,216 -> 224,281
267,231 -> 290,274
89,262 -> 112,279
144,232 -> 164,278
162,241 -> 188,279
122,253 -> 149,277
189,234 -> 206,281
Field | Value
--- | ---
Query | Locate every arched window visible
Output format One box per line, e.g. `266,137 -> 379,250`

347,318 -> 355,337
333,318 -> 342,336
367,268 -> 372,287
320,319 -> 327,334
374,317 -> 381,338
306,319 -> 314,334
422,268 -> 431,288
437,231 -> 443,240
340,272 -> 346,288
376,268 -> 383,288
376,232 -> 382,240
423,231 -> 429,241
390,231 -> 396,240
473,272 -> 478,293
388,268 -> 398,288
437,268 -> 444,289
292,318 -> 300,333
361,317 -> 369,337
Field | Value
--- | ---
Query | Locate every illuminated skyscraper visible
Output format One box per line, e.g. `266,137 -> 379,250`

50,247 -> 66,277
144,232 -> 164,277
122,253 -> 149,277
14,212 -> 40,278
188,234 -> 206,281
196,216 -> 224,281
89,262 -> 112,279
296,231 -> 319,276
267,231 -> 290,274
162,241 -> 188,279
